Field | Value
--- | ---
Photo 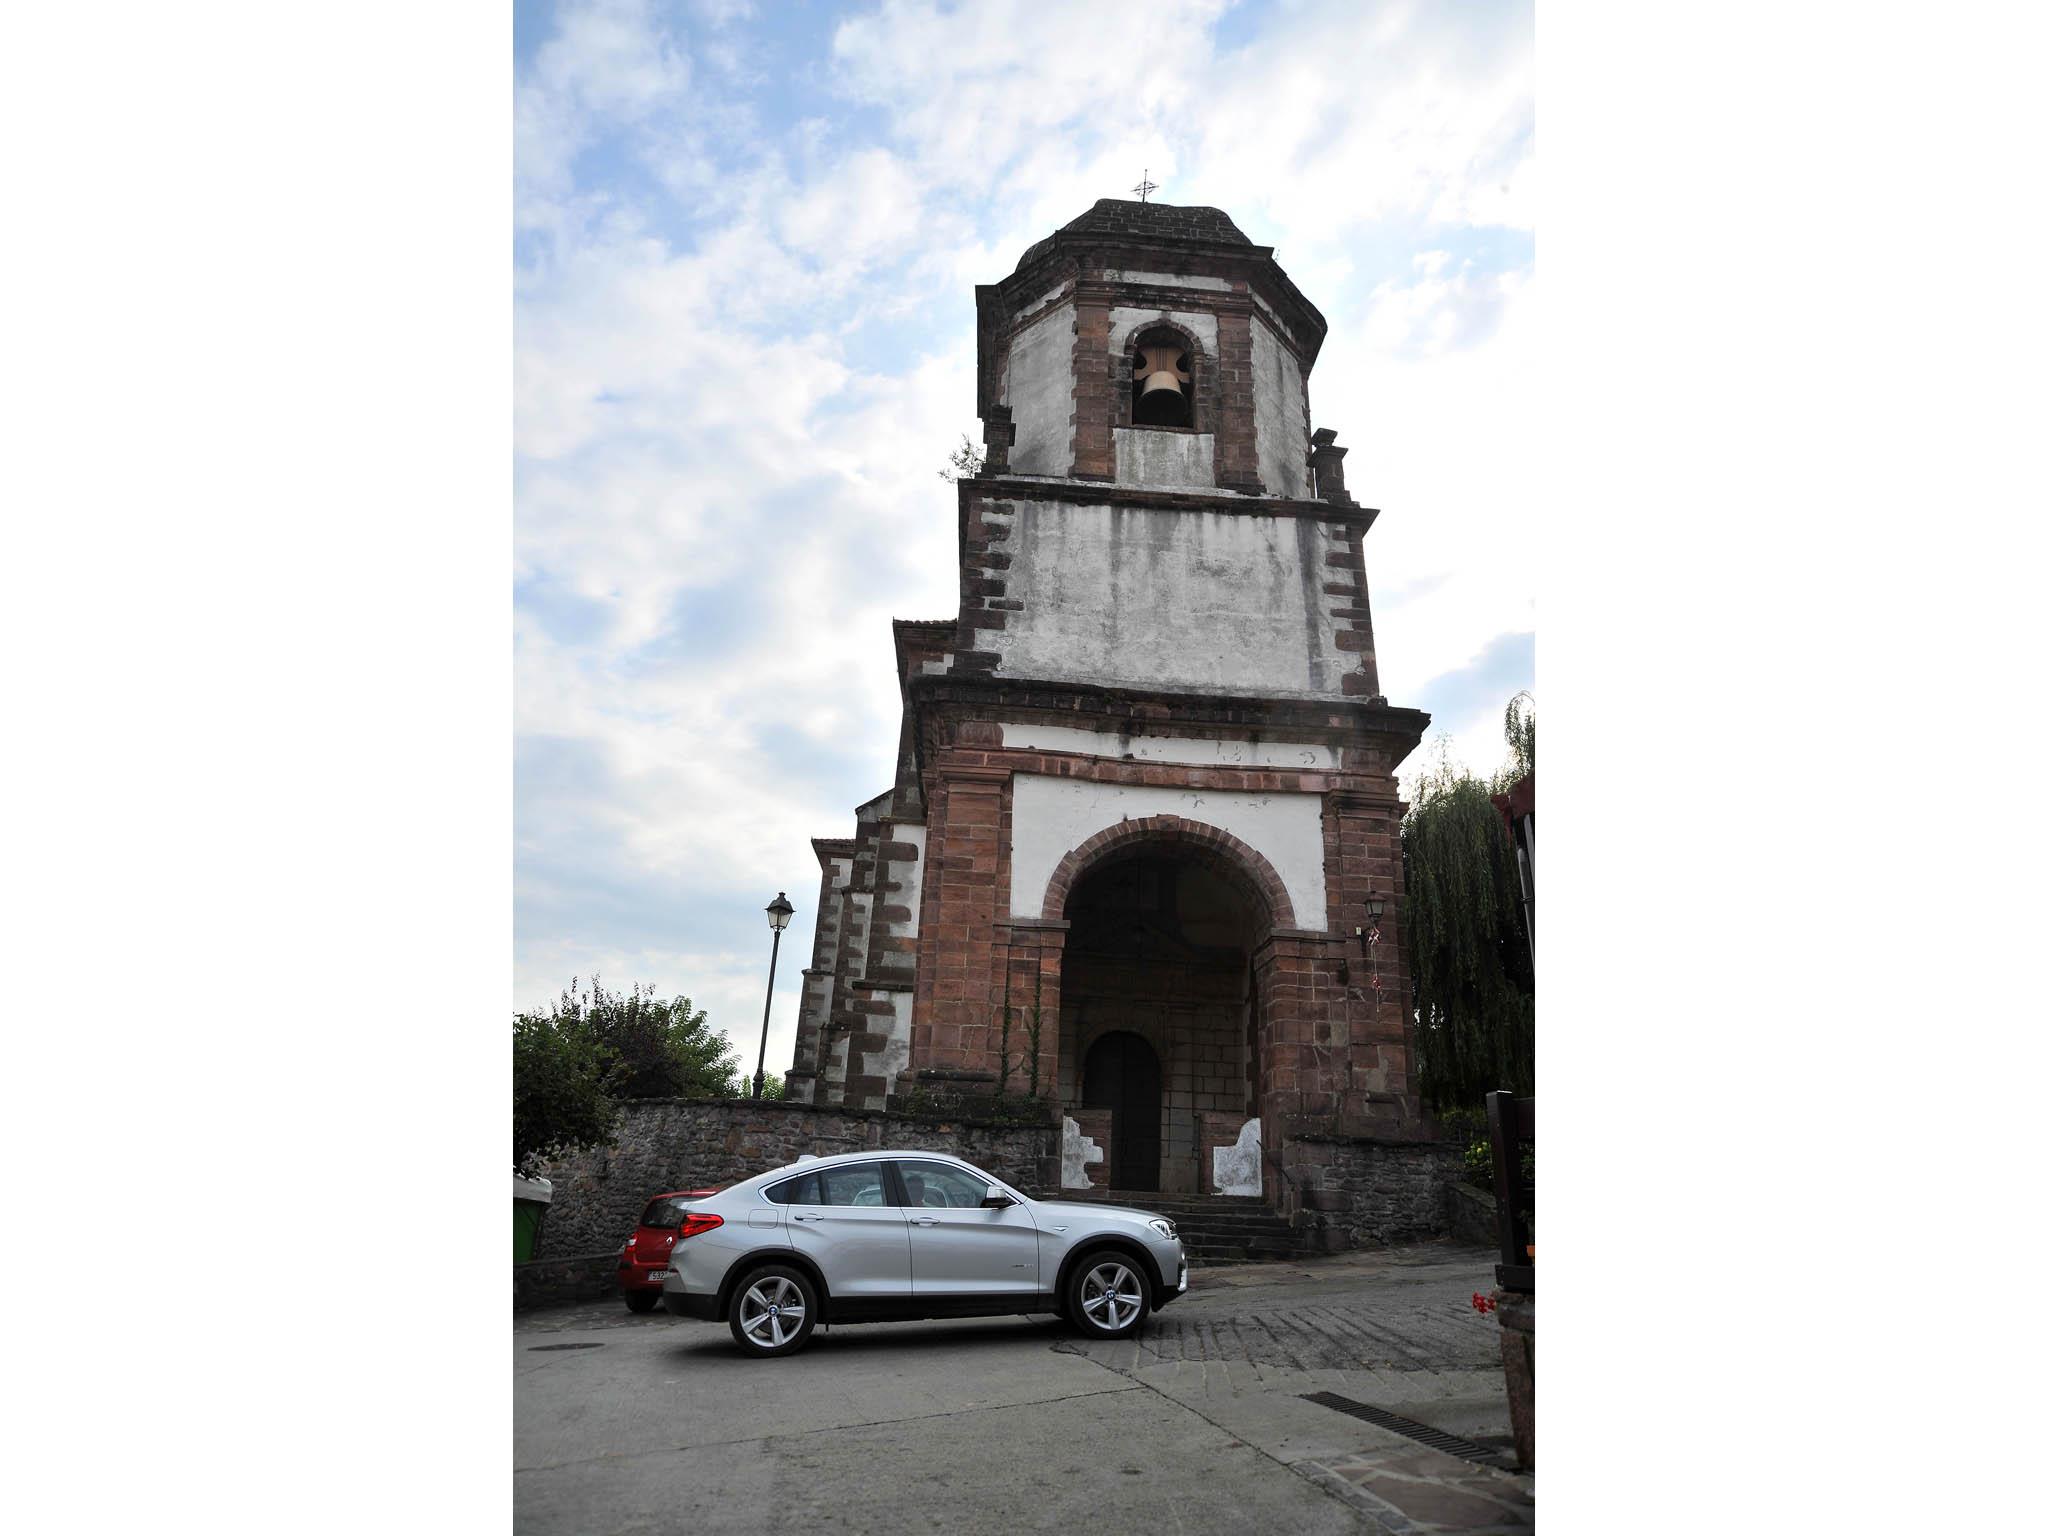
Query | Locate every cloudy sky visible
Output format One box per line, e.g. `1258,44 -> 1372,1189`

514,0 -> 1535,1074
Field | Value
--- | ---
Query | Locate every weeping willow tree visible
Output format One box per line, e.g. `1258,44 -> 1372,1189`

1403,694 -> 1535,1108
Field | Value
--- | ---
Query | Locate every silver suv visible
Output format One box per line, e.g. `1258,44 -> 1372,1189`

658,1150 -> 1188,1357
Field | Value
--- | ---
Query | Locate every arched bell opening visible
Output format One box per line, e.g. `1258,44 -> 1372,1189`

1129,324 -> 1195,429
1058,843 -> 1271,1194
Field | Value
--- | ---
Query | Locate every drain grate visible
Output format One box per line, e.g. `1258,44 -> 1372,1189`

526,1342 -> 606,1352
1300,1392 -> 1518,1471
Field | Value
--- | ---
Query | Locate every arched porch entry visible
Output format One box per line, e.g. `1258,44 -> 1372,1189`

1047,817 -> 1291,1195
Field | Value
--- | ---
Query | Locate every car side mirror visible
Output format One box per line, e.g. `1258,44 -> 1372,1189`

980,1192 -> 1016,1210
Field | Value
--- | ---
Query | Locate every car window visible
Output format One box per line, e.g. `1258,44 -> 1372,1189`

893,1159 -> 994,1210
817,1163 -> 889,1207
763,1173 -> 817,1205
640,1197 -> 696,1227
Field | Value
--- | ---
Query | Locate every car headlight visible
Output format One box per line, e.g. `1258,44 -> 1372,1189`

1148,1218 -> 1177,1241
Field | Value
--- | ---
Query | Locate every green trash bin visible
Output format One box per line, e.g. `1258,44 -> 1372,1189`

513,1175 -> 553,1263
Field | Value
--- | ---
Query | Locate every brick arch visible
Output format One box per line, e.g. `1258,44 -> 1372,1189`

1039,814 -> 1297,930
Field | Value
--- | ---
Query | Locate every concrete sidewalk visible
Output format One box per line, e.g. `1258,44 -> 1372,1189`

515,1240 -> 1531,1534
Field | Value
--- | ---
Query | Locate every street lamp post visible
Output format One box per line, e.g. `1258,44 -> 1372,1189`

753,892 -> 795,1099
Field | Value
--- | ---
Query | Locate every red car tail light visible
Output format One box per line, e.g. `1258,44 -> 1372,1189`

677,1212 -> 724,1239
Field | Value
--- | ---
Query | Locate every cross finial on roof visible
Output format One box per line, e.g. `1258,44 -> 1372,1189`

1131,169 -> 1158,203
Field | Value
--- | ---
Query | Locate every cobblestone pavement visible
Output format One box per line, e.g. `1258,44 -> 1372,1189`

515,1240 -> 1532,1535
1074,1296 -> 1503,1371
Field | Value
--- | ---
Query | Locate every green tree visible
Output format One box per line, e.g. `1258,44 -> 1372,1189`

566,977 -> 737,1099
513,1008 -> 618,1176
1502,690 -> 1534,785
1403,697 -> 1535,1108
512,977 -> 742,1173
937,434 -> 984,482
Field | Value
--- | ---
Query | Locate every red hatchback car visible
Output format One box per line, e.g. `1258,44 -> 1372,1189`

618,1190 -> 717,1312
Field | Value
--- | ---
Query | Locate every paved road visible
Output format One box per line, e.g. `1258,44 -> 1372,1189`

514,1241 -> 1532,1535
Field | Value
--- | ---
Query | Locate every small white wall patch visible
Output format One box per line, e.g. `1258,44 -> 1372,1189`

1061,1116 -> 1104,1189
1212,1118 -> 1262,1197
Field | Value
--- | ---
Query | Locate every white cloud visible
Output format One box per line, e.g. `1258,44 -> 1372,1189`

515,0 -> 691,208
1361,252 -> 1527,360
830,0 -> 1532,253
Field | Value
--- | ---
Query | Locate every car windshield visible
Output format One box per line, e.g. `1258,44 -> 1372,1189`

638,1197 -> 699,1227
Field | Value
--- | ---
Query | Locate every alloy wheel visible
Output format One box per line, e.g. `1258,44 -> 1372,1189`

1080,1262 -> 1142,1331
738,1275 -> 807,1349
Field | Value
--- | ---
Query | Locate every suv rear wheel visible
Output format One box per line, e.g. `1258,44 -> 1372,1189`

1065,1253 -> 1151,1340
727,1265 -> 818,1358
623,1290 -> 659,1314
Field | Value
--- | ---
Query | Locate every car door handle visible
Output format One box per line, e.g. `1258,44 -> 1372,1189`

910,1216 -> 938,1226
792,1213 -> 821,1222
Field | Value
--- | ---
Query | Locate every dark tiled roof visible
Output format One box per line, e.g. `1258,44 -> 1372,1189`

1059,198 -> 1252,244
1014,199 -> 1255,272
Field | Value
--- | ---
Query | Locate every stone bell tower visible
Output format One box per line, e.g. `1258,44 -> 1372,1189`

790,200 -> 1431,1204
979,198 -> 1320,498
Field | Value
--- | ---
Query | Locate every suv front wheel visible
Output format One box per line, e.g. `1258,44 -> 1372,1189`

1065,1254 -> 1151,1340
728,1265 -> 818,1358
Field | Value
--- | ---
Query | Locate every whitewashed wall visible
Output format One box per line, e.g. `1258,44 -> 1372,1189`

1008,774 -> 1327,929
863,989 -> 914,1108
1250,314 -> 1309,499
992,501 -> 1348,698
1113,426 -> 1215,488
1003,299 -> 1075,475
890,823 -> 926,938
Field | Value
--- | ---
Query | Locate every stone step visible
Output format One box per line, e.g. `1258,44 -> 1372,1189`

1178,1218 -> 1296,1232
1057,1189 -> 1266,1204
1066,1198 -> 1271,1215
1049,1186 -> 1316,1262
1048,1187 -> 1318,1269
1187,1243 -> 1313,1264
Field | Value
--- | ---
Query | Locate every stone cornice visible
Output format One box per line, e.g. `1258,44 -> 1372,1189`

908,671 -> 1431,752
958,474 -> 1377,531
1327,789 -> 1407,816
989,233 -> 1325,363
932,761 -> 1010,785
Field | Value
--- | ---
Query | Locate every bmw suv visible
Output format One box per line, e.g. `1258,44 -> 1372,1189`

657,1150 -> 1188,1357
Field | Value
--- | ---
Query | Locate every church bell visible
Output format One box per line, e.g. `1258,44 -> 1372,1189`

1133,341 -> 1191,425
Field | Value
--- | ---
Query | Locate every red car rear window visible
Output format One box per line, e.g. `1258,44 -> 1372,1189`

638,1197 -> 700,1227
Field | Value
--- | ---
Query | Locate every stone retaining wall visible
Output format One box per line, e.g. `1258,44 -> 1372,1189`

1281,1134 -> 1464,1250
514,1252 -> 618,1311
531,1097 -> 1059,1261
1448,1180 -> 1499,1248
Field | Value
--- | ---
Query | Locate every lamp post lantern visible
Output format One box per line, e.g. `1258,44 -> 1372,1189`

753,892 -> 795,1099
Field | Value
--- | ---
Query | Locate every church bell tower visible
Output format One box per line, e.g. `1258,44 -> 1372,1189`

790,200 -> 1430,1203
